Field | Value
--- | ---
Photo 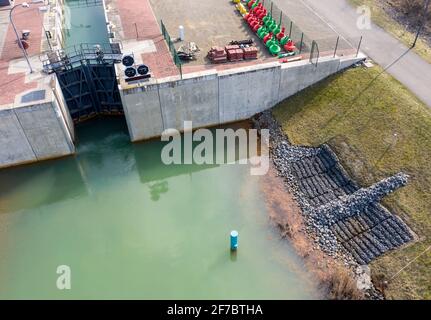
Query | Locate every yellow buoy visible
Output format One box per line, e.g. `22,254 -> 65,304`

236,3 -> 248,15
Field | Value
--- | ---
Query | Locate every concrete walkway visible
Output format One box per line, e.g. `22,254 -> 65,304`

274,0 -> 431,107
0,1 -> 44,108
110,0 -> 179,78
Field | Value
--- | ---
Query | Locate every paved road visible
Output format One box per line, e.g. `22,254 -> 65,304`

275,0 -> 431,107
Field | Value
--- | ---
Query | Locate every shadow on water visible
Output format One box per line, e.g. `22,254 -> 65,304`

132,121 -> 255,185
0,117 -> 256,211
0,117 -> 130,214
0,156 -> 88,215
0,118 -> 239,212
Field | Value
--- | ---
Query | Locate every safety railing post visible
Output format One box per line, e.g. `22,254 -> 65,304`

334,36 -> 339,58
299,32 -> 304,53
356,36 -> 363,57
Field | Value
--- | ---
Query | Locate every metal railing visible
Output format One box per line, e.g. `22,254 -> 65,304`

261,0 -> 312,54
41,42 -> 123,73
63,0 -> 104,8
261,0 -> 362,58
161,20 -> 182,78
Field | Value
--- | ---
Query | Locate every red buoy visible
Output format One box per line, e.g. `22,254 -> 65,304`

253,3 -> 263,13
284,40 -> 297,52
252,21 -> 262,32
245,13 -> 255,23
276,27 -> 286,41
248,17 -> 258,27
263,32 -> 273,44
257,9 -> 267,20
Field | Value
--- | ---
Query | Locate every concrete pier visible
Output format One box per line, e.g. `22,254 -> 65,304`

0,0 -> 366,169
0,77 -> 75,169
106,0 -> 366,141
0,0 -> 76,169
120,54 -> 366,142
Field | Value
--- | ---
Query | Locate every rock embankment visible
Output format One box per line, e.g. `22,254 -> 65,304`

253,111 -> 414,266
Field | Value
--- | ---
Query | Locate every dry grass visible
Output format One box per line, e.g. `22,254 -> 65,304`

272,65 -> 431,299
327,267 -> 364,300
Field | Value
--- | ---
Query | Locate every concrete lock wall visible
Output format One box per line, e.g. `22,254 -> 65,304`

219,62 -> 281,123
52,76 -> 75,142
121,54 -> 366,142
0,109 -> 37,167
0,100 -> 75,169
158,72 -> 219,130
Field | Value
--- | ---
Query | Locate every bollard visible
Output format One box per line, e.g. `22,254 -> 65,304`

230,230 -> 239,251
179,25 -> 185,41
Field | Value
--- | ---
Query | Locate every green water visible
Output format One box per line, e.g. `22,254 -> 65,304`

63,0 -> 109,47
0,119 -> 320,299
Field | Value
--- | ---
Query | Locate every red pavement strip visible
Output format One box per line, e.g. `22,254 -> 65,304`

0,2 -> 43,106
116,0 -> 179,78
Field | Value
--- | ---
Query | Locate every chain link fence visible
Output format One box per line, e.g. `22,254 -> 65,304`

260,0 -> 362,57
161,20 -> 182,78
261,0 -> 313,54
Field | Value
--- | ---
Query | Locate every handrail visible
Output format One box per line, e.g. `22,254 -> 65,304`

41,42 -> 123,73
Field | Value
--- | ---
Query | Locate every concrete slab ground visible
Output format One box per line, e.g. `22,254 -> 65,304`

109,0 -> 359,82
148,0 -> 272,66
105,0 -> 179,79
147,0 -> 356,72
0,0 -> 62,110
271,0 -> 359,54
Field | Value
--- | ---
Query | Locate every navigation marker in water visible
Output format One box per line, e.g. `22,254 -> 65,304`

230,230 -> 239,251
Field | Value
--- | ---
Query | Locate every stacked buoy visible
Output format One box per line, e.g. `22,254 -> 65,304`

240,0 -> 296,57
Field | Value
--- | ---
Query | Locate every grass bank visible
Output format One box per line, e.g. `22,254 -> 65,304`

348,0 -> 431,64
272,65 -> 431,299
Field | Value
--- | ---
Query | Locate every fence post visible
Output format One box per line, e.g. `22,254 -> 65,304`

161,20 -> 163,37
333,36 -> 339,58
356,36 -> 363,57
160,18 -> 183,79
289,21 -> 293,37
279,11 -> 282,26
270,2 -> 273,16
299,32 -> 304,53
